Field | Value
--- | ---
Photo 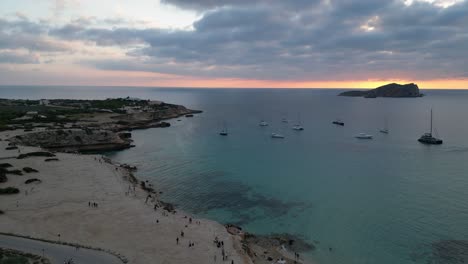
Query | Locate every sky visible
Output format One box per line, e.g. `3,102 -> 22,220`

0,0 -> 467,88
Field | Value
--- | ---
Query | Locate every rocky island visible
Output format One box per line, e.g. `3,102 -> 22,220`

338,83 -> 423,98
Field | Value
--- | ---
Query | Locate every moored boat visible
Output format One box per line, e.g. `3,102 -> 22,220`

271,133 -> 285,139
333,120 -> 344,126
418,109 -> 443,144
355,133 -> 373,139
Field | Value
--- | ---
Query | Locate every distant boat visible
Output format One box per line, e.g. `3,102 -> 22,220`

418,109 -> 443,145
379,117 -> 389,134
219,122 -> 228,136
271,133 -> 285,139
333,119 -> 344,126
185,114 -> 194,117
292,125 -> 304,131
292,113 -> 304,131
355,133 -> 373,139
282,118 -> 288,123
259,120 -> 269,126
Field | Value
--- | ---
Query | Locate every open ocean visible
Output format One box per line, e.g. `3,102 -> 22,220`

2,86 -> 468,264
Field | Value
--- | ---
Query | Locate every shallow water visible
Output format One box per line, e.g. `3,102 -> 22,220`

3,86 -> 468,264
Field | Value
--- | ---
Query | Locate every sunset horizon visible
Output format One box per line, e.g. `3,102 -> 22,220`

1,0 -> 467,89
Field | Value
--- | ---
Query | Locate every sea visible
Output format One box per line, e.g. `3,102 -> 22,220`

2,86 -> 468,264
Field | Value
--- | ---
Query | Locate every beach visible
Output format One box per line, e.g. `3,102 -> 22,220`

0,132 -> 249,263
0,128 -> 308,264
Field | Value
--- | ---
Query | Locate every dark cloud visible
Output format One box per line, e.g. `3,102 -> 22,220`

80,0 -> 468,81
1,0 -> 468,81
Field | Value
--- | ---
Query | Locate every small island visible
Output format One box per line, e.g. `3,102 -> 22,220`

338,83 -> 423,98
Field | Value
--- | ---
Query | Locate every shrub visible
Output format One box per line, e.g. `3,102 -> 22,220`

0,173 -> 7,183
17,152 -> 55,159
23,167 -> 38,173
0,187 -> 19,195
44,158 -> 59,162
5,146 -> 18,150
0,163 -> 13,168
5,170 -> 22,176
25,178 -> 41,184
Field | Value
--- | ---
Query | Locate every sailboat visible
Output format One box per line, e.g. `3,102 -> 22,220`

219,122 -> 228,136
379,117 -> 389,134
292,113 -> 304,131
418,109 -> 443,144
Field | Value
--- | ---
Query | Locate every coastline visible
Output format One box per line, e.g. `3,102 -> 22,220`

0,124 -> 313,263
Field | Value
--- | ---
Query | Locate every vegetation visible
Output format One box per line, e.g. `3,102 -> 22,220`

5,146 -> 18,150
0,173 -> 7,183
0,187 -> 20,195
4,169 -> 22,175
23,167 -> 39,173
25,178 -> 41,184
17,152 -> 55,159
0,163 -> 13,168
44,158 -> 59,162
0,248 -> 50,264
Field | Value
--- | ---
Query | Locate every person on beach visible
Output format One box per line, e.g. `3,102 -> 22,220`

181,231 -> 184,237
176,237 -> 179,245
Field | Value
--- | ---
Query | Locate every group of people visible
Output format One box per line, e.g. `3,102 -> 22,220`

214,236 -> 232,262
88,201 -> 99,208
293,252 -> 301,263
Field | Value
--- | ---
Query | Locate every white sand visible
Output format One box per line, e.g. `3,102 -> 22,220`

0,132 -> 251,264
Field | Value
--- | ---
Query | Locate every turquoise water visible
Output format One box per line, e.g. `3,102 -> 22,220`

2,86 -> 468,263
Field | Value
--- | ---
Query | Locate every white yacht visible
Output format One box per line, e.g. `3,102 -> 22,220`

292,124 -> 304,131
355,133 -> 373,139
271,133 -> 285,139
259,120 -> 269,126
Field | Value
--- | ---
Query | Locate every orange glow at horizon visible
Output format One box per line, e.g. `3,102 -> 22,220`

9,67 -> 468,89
145,77 -> 468,89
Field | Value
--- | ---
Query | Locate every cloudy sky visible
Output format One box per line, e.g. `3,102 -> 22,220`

0,0 -> 467,88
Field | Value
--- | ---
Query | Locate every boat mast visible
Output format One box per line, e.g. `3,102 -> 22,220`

430,108 -> 433,135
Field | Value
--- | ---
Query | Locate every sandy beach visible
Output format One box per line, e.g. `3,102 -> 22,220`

0,131 -> 250,264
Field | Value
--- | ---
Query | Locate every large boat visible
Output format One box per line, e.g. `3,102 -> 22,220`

259,120 -> 269,126
418,109 -> 443,145
271,133 -> 285,139
355,133 -> 373,139
333,119 -> 344,126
